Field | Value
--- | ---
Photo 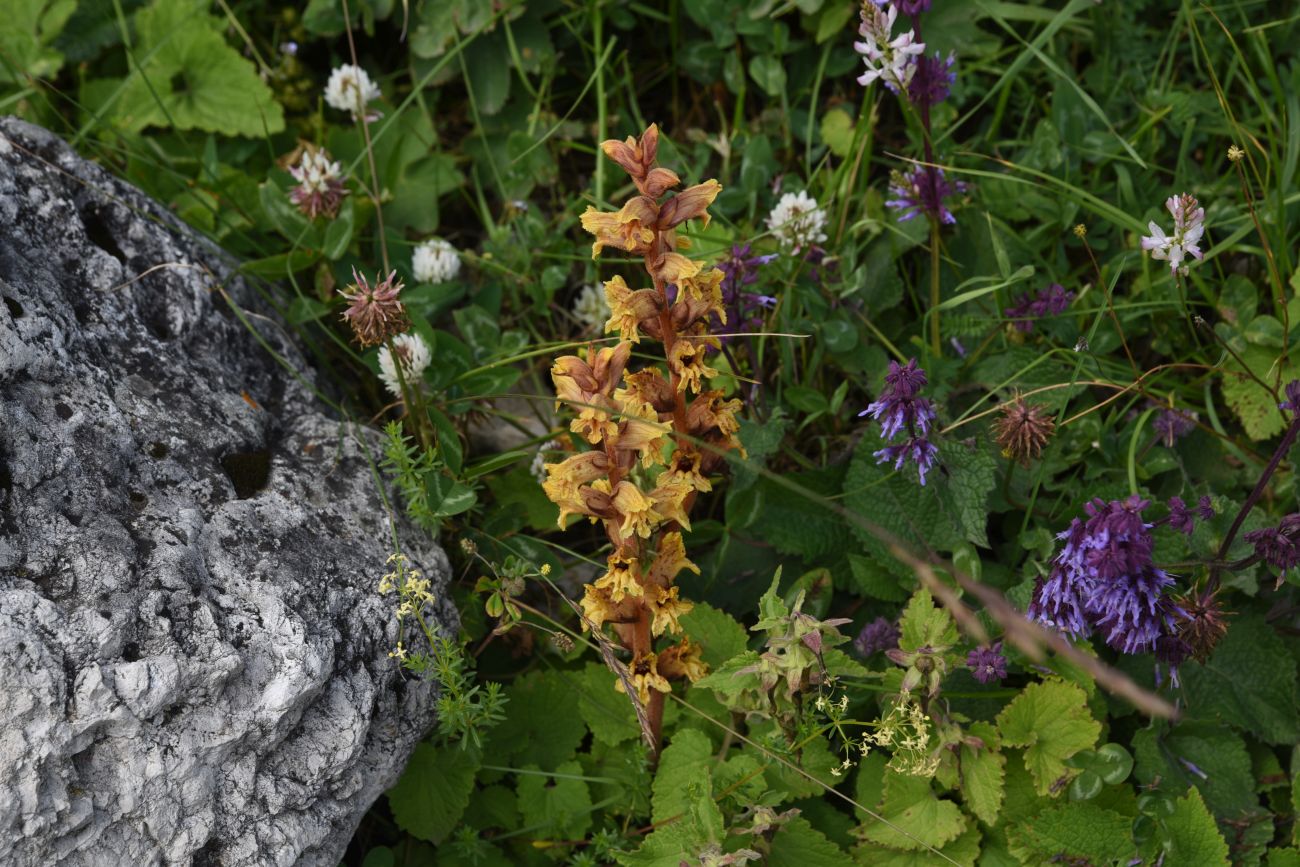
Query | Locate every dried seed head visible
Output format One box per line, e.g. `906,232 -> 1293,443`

1171,590 -> 1230,663
340,268 -> 407,347
991,397 -> 1055,466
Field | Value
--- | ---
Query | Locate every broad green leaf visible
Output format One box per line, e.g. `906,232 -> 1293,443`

484,670 -> 587,769
516,761 -> 593,841
936,438 -> 998,548
748,466 -> 851,559
1221,346 -> 1296,441
651,728 -> 713,824
1143,788 -> 1230,866
769,816 -> 853,866
1180,613 -> 1300,744
463,31 -> 511,115
1132,723 -> 1257,817
386,741 -> 480,844
960,723 -> 1006,826
748,54 -> 786,96
113,0 -> 285,136
898,588 -> 958,653
680,602 -> 749,669
997,680 -> 1100,795
1005,802 -> 1135,864
846,553 -> 908,601
858,824 -> 982,866
857,772 -> 967,851
575,663 -> 640,747
820,108 -> 855,158
1267,849 -> 1300,867
0,0 -> 75,83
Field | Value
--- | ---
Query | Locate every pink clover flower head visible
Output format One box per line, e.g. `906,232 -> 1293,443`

340,268 -> 407,347
854,2 -> 925,94
1141,192 -> 1205,275
288,148 -> 348,220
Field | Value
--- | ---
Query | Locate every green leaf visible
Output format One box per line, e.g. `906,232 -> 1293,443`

1267,848 -> 1300,867
1221,346 -> 1296,441
485,670 -> 587,769
936,438 -> 998,548
960,722 -> 1006,825
464,31 -> 511,115
846,553 -> 908,601
997,680 -> 1101,795
748,467 -> 851,559
576,663 -> 640,747
516,761 -> 593,841
769,816 -> 854,866
859,824 -> 982,866
748,54 -> 787,96
1132,722 -> 1257,818
651,728 -> 713,824
1006,802 -> 1135,864
1180,613 -> 1299,744
680,602 -> 749,669
1145,788 -> 1231,866
820,107 -> 855,157
857,771 -> 967,851
113,0 -> 285,136
386,741 -> 480,844
0,0 -> 74,82
898,588 -> 958,653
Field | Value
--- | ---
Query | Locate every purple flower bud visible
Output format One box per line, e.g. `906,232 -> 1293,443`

907,51 -> 955,108
854,617 -> 899,656
1281,380 -> 1300,414
1152,407 -> 1196,447
1004,283 -> 1075,333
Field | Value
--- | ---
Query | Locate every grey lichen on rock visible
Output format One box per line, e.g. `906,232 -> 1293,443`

0,118 -> 452,866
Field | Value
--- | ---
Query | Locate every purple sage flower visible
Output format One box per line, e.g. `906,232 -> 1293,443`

859,358 -> 939,485
1166,495 -> 1213,535
887,166 -> 966,225
1153,407 -> 1197,447
855,616 -> 900,656
715,244 -> 778,338
966,642 -> 1007,684
907,51 -> 956,108
1279,379 -> 1300,414
1244,514 -> 1300,580
883,0 -> 933,14
1028,495 -> 1183,656
1004,283 -> 1075,333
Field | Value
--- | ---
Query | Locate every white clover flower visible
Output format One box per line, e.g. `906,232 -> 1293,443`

288,149 -> 348,219
324,64 -> 381,120
529,439 -> 559,484
377,333 -> 432,398
765,190 -> 828,251
412,238 -> 462,284
1141,193 -> 1205,275
572,283 -> 611,332
854,3 -> 925,93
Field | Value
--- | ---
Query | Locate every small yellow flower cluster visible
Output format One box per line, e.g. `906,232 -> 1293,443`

542,125 -> 745,745
379,552 -> 435,641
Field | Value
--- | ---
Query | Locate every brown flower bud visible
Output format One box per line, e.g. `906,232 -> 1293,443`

991,398 -> 1056,466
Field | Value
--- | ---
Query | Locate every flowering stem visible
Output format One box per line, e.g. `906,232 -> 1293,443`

384,335 -> 432,453
1211,413 -> 1300,591
340,0 -> 390,274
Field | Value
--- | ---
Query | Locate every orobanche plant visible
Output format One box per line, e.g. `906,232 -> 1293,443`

541,124 -> 742,751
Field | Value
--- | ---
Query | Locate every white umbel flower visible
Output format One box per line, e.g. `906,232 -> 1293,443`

572,284 -> 611,332
378,333 -> 432,398
765,190 -> 828,251
854,3 -> 925,93
324,64 -> 381,120
412,239 -> 462,284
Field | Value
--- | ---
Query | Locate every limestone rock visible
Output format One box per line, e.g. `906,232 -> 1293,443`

0,117 -> 451,866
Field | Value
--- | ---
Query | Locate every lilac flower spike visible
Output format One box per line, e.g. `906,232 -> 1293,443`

860,358 -> 939,485
1167,495 -> 1213,535
1141,193 -> 1206,275
907,52 -> 956,108
1004,283 -> 1075,333
1028,495 -> 1182,655
1153,407 -> 1196,447
714,244 -> 778,338
887,166 -> 965,225
854,2 -> 925,94
1245,514 -> 1300,580
966,642 -> 1008,684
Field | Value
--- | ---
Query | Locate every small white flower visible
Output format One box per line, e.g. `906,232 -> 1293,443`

377,333 -> 432,398
854,3 -> 925,93
765,190 -> 828,251
529,440 -> 559,483
412,238 -> 462,284
571,284 -> 611,332
324,64 -> 381,120
1141,193 -> 1206,275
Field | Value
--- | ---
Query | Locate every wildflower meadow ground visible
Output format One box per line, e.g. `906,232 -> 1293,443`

5,0 -> 1300,863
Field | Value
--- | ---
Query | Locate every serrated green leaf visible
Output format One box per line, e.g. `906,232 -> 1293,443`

857,772 -> 967,850
936,438 -> 998,548
1221,346 -> 1296,441
113,0 -> 285,136
1267,848 -> 1300,867
898,588 -> 958,653
516,761 -> 593,840
386,741 -> 480,844
1181,613 -> 1299,744
770,816 -> 854,866
960,722 -> 1006,825
859,823 -> 982,866
1006,802 -> 1135,864
0,0 -> 74,82
749,467 -> 851,559
997,680 -> 1100,796
680,601 -> 749,669
846,553 -> 908,601
651,729 -> 713,824
485,670 -> 587,769
576,662 -> 640,746
1132,722 -> 1257,818
1146,788 -> 1231,866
